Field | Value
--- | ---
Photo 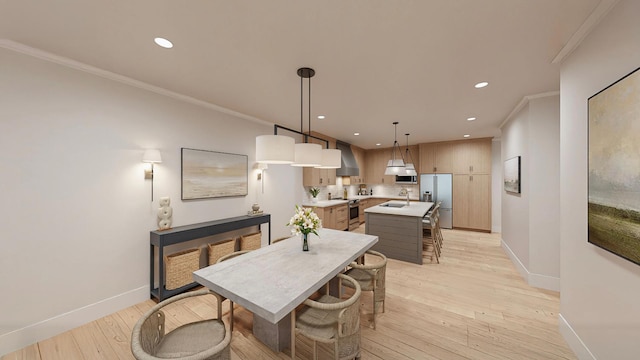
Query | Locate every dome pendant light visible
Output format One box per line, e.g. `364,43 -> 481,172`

292,67 -> 323,167
384,122 -> 406,175
404,133 -> 417,176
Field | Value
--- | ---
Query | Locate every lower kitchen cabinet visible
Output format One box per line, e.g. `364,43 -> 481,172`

307,204 -> 348,231
452,174 -> 491,231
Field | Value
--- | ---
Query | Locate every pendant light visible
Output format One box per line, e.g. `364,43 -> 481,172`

404,133 -> 417,176
384,122 -> 406,175
292,68 -> 323,167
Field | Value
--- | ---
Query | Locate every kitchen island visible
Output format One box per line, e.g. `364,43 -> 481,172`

365,200 -> 433,264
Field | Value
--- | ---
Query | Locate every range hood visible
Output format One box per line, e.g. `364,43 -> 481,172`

335,141 -> 359,177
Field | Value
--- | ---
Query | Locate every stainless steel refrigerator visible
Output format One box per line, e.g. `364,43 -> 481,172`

420,174 -> 453,229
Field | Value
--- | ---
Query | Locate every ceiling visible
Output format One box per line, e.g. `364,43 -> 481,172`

0,0 -> 601,149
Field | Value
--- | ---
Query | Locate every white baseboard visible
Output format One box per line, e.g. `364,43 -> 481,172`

558,313 -> 596,360
500,239 -> 560,291
0,285 -> 149,357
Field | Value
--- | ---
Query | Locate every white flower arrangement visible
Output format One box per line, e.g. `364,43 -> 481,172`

286,205 -> 322,236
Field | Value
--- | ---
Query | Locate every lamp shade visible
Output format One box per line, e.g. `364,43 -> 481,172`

256,135 -> 295,164
384,159 -> 406,175
405,163 -> 417,176
316,148 -> 342,169
291,143 -> 322,167
142,149 -> 162,163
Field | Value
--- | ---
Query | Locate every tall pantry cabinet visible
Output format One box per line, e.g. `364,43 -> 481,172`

419,138 -> 492,232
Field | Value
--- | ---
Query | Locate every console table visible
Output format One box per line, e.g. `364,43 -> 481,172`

150,214 -> 271,301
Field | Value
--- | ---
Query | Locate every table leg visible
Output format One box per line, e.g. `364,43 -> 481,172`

253,312 -> 291,352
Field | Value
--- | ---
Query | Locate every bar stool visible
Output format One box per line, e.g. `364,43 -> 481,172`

423,203 -> 441,263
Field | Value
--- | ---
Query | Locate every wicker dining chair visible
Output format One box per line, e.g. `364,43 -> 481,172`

343,250 -> 387,329
293,273 -> 362,360
215,250 -> 252,332
131,289 -> 231,360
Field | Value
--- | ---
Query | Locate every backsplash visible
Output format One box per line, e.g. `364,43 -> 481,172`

302,178 -> 419,201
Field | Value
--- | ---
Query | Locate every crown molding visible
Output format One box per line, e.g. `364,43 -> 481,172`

499,91 -> 560,129
0,39 -> 272,127
552,0 -> 621,64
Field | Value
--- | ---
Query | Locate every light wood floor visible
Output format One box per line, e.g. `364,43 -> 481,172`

2,228 -> 576,360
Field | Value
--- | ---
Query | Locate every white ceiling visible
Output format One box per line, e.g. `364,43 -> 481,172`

1,0 -> 601,149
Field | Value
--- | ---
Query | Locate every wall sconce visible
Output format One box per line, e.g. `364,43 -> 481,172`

254,162 -> 268,193
142,149 -> 162,201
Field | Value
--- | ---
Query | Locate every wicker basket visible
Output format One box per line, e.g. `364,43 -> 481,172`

164,247 -> 201,290
240,231 -> 262,250
207,238 -> 236,265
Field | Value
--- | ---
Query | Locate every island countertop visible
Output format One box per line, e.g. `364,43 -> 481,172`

365,200 -> 433,217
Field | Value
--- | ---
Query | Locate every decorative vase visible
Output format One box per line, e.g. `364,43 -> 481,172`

302,233 -> 309,251
311,197 -> 318,203
252,203 -> 260,212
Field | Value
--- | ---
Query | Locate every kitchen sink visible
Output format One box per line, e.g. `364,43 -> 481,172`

379,203 -> 405,208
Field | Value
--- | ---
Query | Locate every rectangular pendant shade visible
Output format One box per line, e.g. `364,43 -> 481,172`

384,159 -> 406,175
291,143 -> 322,167
316,148 -> 341,169
405,163 -> 417,175
256,135 -> 295,164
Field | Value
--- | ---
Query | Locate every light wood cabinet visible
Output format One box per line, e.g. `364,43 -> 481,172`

303,137 -> 337,186
453,138 -> 492,174
419,142 -> 454,173
365,148 -> 395,184
452,174 -> 491,231
358,199 -> 368,223
335,205 -> 349,230
308,204 -> 348,231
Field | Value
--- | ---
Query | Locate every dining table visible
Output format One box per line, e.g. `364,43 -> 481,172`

192,228 -> 378,352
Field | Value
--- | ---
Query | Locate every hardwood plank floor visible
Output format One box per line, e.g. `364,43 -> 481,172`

2,228 -> 576,360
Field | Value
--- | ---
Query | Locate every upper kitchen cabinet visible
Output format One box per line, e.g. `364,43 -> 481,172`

452,138 -> 492,174
365,148 -> 395,184
350,145 -> 366,184
303,136 -> 337,186
419,142 -> 453,173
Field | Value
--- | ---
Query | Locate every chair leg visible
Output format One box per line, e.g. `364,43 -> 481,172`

229,301 -> 234,333
372,292 -> 377,329
313,340 -> 318,360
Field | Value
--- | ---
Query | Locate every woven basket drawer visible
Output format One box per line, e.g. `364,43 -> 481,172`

240,231 -> 262,250
207,238 -> 237,265
164,247 -> 201,290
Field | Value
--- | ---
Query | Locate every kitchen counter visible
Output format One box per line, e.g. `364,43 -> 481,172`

365,201 -> 434,265
348,195 -> 420,201
365,201 -> 433,217
300,199 -> 348,208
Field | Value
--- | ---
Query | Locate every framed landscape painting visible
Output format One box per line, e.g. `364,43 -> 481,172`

588,67 -> 640,265
504,156 -> 521,194
181,148 -> 248,200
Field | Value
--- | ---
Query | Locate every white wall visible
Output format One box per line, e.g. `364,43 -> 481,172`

501,105 -> 530,270
559,0 -> 640,358
0,44 -> 300,355
500,94 -> 561,291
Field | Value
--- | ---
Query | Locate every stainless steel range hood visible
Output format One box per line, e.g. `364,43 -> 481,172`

335,141 -> 359,177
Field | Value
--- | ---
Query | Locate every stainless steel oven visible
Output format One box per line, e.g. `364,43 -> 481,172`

348,199 -> 360,231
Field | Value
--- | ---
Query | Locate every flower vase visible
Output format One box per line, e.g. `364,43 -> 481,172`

302,233 -> 309,251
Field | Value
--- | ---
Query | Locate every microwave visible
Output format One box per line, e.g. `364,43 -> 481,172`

395,175 -> 417,184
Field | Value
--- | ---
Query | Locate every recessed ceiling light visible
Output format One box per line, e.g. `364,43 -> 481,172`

317,115 -> 325,119
354,132 -> 360,136
463,134 -> 470,138
467,117 -> 476,121
474,82 -> 488,88
376,143 -> 382,146
154,37 -> 173,49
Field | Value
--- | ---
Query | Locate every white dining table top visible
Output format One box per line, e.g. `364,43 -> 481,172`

193,228 -> 378,323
